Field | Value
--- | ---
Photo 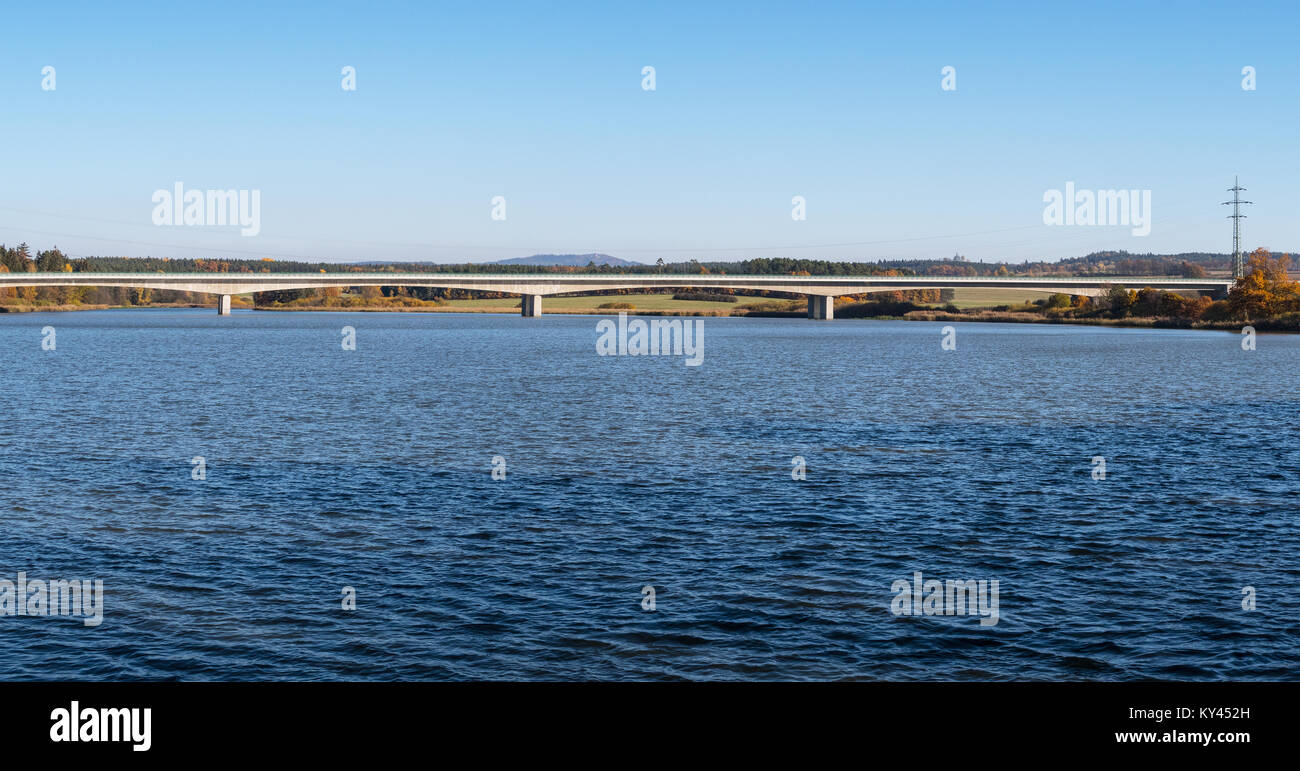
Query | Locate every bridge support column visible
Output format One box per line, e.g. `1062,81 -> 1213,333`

807,295 -> 834,320
521,294 -> 542,317
217,295 -> 232,315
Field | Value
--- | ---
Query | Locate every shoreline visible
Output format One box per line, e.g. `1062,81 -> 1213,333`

2,302 -> 1290,332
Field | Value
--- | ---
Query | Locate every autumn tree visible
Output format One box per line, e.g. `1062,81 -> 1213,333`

1229,248 -> 1299,320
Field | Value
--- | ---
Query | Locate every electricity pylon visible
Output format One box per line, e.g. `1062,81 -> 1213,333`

1222,176 -> 1253,279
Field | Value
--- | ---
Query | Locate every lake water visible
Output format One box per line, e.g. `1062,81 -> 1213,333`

1,309 -> 1296,680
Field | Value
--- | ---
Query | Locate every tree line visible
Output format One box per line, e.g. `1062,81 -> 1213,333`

2,245 -> 1277,279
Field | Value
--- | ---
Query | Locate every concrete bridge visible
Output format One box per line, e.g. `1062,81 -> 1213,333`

0,272 -> 1234,319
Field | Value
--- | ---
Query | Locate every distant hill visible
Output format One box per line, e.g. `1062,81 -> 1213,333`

493,253 -> 641,267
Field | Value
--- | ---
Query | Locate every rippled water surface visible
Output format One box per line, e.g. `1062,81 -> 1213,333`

1,309 -> 1297,680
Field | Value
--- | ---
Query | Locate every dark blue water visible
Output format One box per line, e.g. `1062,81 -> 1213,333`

1,309 -> 1297,680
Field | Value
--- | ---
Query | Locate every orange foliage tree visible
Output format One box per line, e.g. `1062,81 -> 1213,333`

1229,248 -> 1300,319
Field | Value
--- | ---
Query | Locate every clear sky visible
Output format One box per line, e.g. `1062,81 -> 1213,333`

1,0 -> 1296,264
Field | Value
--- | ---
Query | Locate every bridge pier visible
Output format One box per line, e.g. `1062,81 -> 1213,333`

521,294 -> 543,317
217,295 -> 232,315
807,295 -> 834,320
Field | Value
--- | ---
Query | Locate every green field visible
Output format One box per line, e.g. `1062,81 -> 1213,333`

417,288 -> 1063,313
924,287 -> 1057,308
437,292 -> 745,313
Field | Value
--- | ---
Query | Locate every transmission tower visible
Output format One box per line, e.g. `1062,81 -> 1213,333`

1222,176 -> 1252,279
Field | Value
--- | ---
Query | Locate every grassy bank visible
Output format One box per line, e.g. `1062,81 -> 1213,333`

898,309 -> 1298,332
0,301 -> 220,313
255,292 -> 795,315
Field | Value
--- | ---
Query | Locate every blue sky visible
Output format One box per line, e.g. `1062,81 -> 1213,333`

1,0 -> 1296,264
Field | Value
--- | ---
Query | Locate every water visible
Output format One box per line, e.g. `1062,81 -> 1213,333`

1,309 -> 1297,680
